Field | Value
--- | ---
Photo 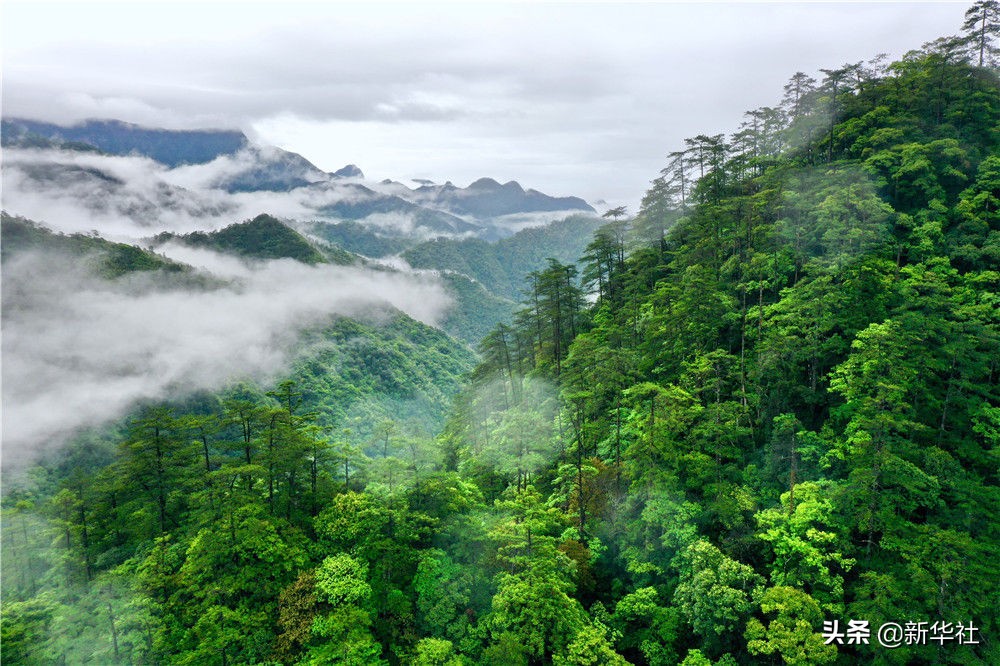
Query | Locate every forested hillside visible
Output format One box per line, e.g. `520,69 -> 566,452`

153,214 -> 353,265
402,214 -> 606,300
2,214 -> 193,279
447,25 -> 1000,665
3,9 -> 1000,666
1,224 -> 479,663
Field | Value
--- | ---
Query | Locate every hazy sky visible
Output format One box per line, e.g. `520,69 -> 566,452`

2,1 -> 970,207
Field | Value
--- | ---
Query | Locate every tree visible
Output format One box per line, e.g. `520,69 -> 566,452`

474,378 -> 560,490
486,486 -> 588,660
952,154 -> 1000,270
119,407 -> 193,537
828,319 -> 932,554
634,175 -> 677,252
275,571 -> 318,664
413,549 -> 475,649
673,540 -> 764,655
521,259 -> 586,376
755,481 -> 854,612
620,381 -> 702,488
487,573 -> 588,662
301,554 -> 387,665
582,220 -> 628,306
411,638 -> 464,666
170,505 -> 307,664
0,596 -> 59,665
552,624 -> 631,665
611,587 -> 680,665
962,1 -> 1000,66
744,586 -> 837,665
782,72 -> 817,119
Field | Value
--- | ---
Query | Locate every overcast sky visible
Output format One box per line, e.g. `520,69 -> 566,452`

1,1 -> 970,208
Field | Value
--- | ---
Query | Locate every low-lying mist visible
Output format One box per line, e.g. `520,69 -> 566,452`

0,147 -> 429,240
1,246 -> 453,470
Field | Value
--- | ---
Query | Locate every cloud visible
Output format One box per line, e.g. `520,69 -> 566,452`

483,210 -> 592,236
464,376 -> 563,477
1,2 -> 969,210
1,148 -> 238,237
1,147 -> 441,241
1,247 -> 453,469
350,211 -> 463,240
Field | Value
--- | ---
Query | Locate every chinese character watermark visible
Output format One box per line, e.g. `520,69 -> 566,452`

822,619 -> 980,648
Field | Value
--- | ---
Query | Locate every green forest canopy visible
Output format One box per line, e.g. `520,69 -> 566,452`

3,8 -> 1000,665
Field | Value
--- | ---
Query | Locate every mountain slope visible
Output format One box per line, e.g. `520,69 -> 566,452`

402,214 -> 605,299
153,214 -> 352,265
2,212 -> 193,279
1,118 -> 248,166
304,220 -> 414,257
452,38 -> 1000,666
291,312 -> 478,438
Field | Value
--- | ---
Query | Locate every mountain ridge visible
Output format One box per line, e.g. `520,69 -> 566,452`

3,116 -> 596,233
1,118 -> 249,167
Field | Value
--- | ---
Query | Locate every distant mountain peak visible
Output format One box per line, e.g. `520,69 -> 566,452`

332,164 -> 364,179
468,177 -> 502,189
414,177 -> 594,219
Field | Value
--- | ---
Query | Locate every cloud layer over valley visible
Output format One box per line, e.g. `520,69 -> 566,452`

2,146 -> 385,239
1,245 -> 452,469
1,143 -> 581,242
0,125 -> 599,470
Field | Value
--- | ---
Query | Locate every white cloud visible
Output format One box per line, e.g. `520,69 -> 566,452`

1,247 -> 453,468
1,3 -> 969,208
1,147 -> 448,240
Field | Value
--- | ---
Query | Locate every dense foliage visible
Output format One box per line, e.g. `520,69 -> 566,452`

154,214 -> 348,265
2,214 -> 192,279
437,273 -> 518,347
402,215 -> 606,300
307,220 -> 414,258
3,12 -> 1000,666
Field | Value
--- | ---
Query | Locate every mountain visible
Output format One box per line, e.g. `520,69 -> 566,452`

5,16 -> 1000,666
146,213 -> 518,343
2,212 -> 197,280
1,118 -> 248,166
448,37 -> 1000,666
316,186 -> 480,235
1,210 -> 478,448
2,119 -> 597,239
411,177 -> 594,218
401,214 -> 605,299
1,117 -> 602,352
152,213 -> 353,265
2,153 -> 237,225
299,214 -> 606,337
214,146 -> 331,193
332,164 -> 364,178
